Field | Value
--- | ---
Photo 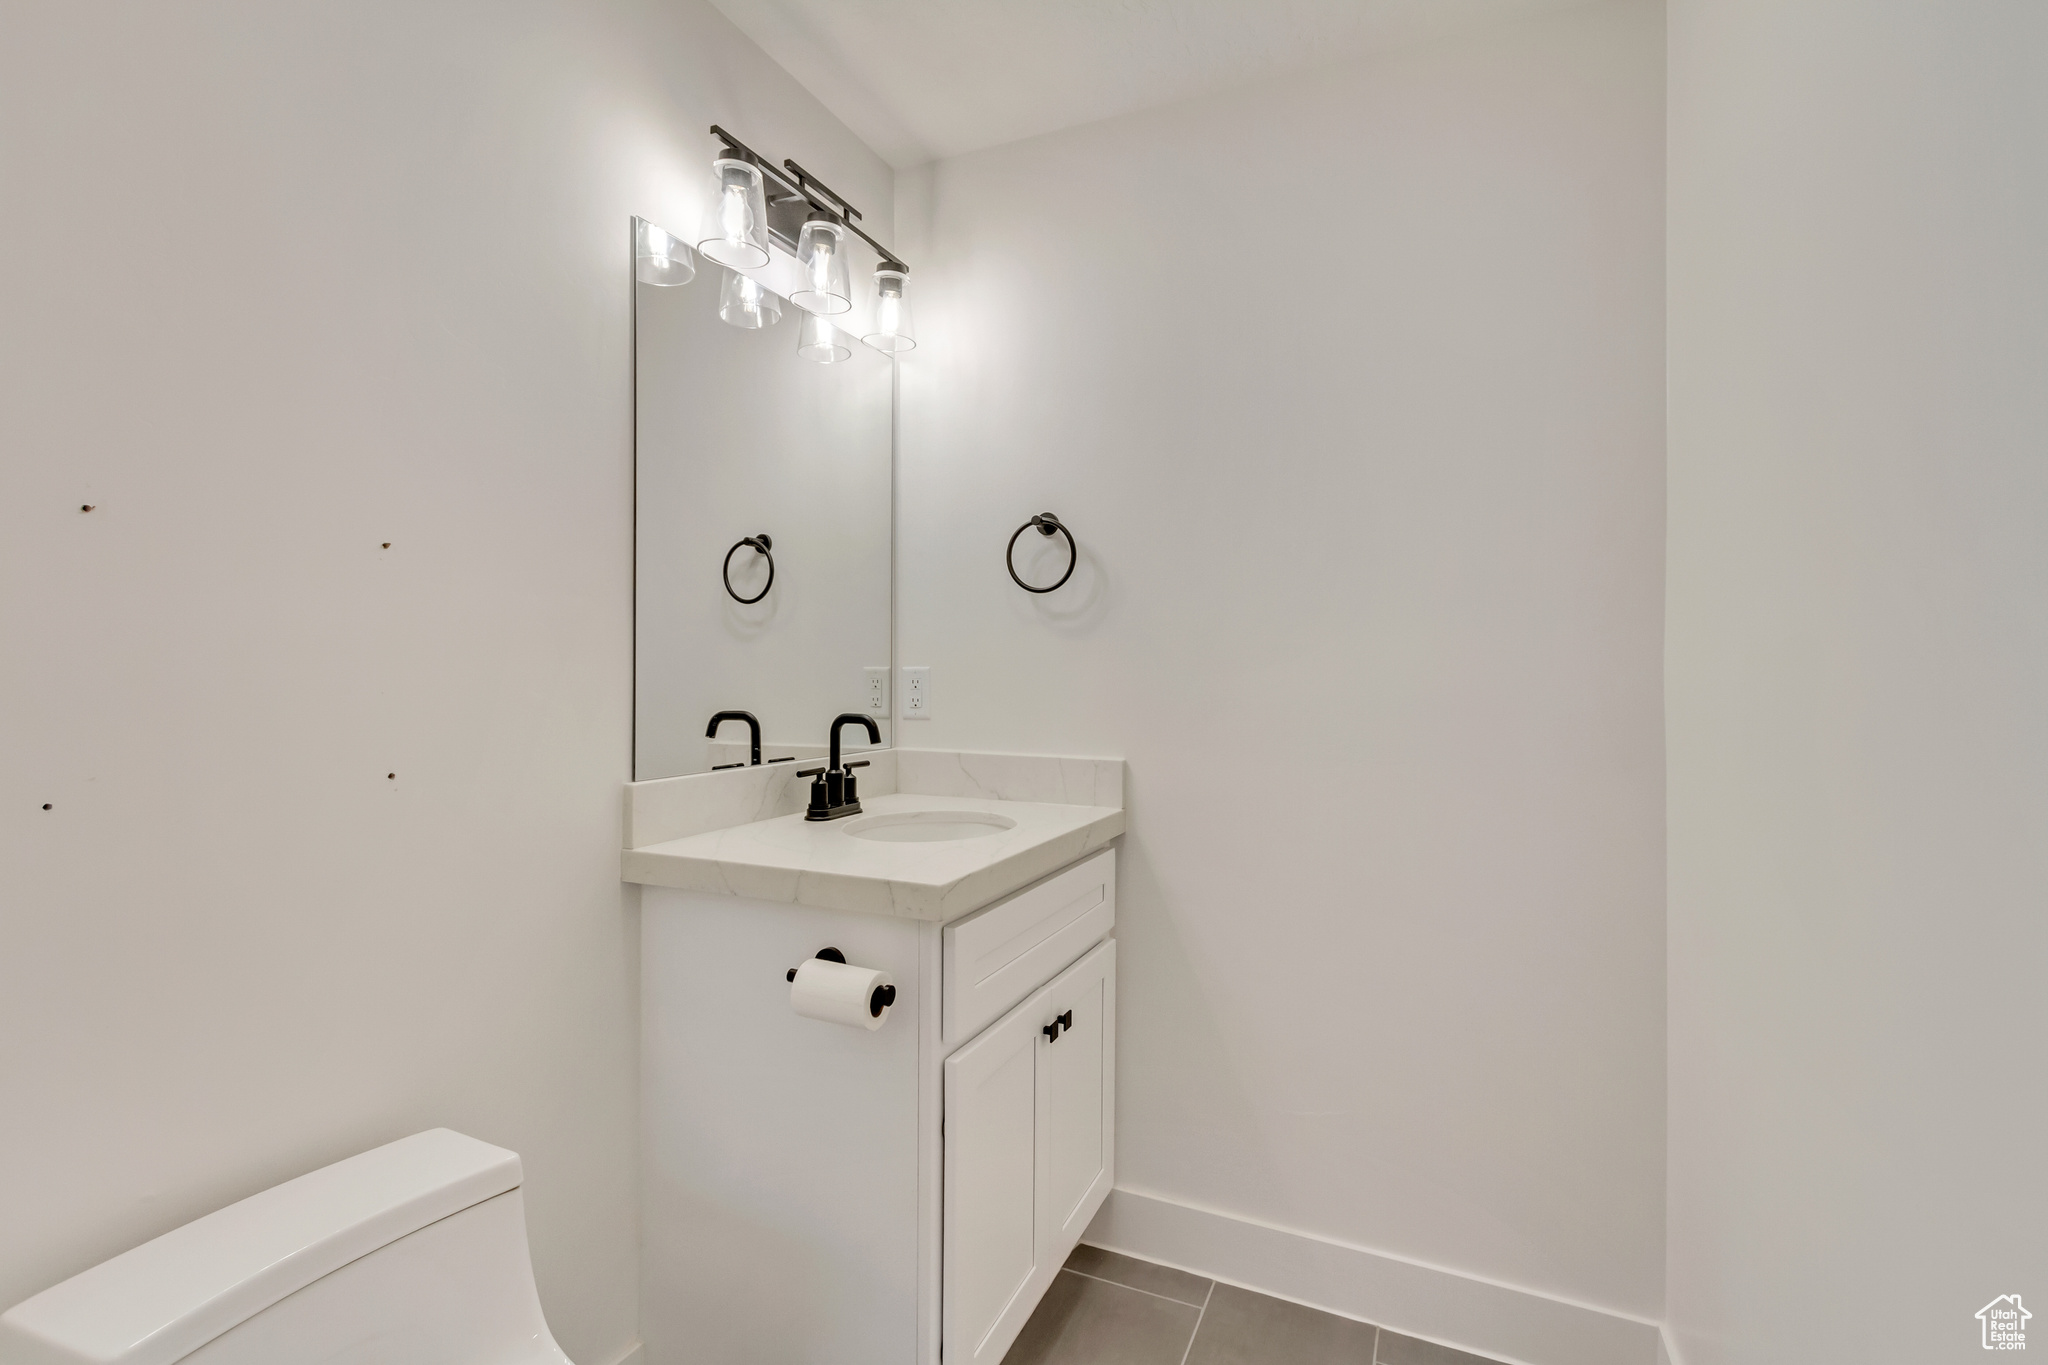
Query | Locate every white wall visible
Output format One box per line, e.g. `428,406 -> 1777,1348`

895,1 -> 1667,1321
0,3 -> 888,1359
1666,2 -> 2048,1361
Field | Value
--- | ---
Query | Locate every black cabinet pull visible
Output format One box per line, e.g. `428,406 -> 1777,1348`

1042,1009 -> 1074,1042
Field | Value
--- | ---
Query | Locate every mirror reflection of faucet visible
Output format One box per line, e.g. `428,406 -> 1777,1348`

706,710 -> 761,766
801,713 -> 881,820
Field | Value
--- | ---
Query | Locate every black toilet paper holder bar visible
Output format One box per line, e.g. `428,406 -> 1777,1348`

785,946 -> 845,981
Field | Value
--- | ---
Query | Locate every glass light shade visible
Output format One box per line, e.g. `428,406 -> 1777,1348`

790,218 -> 852,315
797,311 -> 851,363
635,220 -> 695,287
862,269 -> 916,352
718,270 -> 782,329
697,158 -> 771,270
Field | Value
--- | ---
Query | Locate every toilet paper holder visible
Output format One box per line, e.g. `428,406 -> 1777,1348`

785,947 -> 897,1015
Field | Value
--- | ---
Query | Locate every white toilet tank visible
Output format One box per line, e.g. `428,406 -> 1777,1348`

0,1129 -> 572,1365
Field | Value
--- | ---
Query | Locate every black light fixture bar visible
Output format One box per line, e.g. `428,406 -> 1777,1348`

708,125 -> 909,274
780,158 -> 861,222
783,158 -> 907,275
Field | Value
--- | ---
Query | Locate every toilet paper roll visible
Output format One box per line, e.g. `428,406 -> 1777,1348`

790,957 -> 895,1030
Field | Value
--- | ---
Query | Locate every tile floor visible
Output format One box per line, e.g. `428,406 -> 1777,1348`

1002,1246 -> 1508,1365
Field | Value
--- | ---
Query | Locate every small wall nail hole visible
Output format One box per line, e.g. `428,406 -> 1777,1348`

387,773 -> 396,779
80,505 -> 95,512
42,803 -> 52,810
381,543 -> 391,549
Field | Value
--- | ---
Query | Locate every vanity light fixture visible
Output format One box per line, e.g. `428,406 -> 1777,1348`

797,310 -> 851,364
862,268 -> 916,352
635,219 -> 695,287
719,270 -> 782,329
697,154 -> 771,269
701,127 -> 915,342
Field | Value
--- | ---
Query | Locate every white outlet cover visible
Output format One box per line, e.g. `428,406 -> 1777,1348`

900,666 -> 930,720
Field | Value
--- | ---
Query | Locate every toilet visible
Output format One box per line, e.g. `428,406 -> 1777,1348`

0,1129 -> 571,1365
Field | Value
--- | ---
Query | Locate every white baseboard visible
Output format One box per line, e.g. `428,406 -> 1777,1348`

591,1339 -> 643,1365
1083,1188 -> 1663,1365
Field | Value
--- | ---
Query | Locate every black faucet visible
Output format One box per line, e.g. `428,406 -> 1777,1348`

801,712 -> 881,821
706,710 -> 761,766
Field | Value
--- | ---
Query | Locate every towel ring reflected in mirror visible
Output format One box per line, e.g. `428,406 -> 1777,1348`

1006,513 -> 1076,594
723,533 -> 774,604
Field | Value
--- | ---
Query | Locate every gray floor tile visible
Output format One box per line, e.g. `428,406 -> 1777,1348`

1374,1329 -> 1509,1365
1064,1245 -> 1213,1307
1003,1270 -> 1203,1365
1183,1282 -> 1378,1365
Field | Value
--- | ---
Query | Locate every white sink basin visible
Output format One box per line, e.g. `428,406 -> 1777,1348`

845,810 -> 1019,843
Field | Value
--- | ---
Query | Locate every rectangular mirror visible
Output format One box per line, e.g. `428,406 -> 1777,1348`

634,221 -> 892,780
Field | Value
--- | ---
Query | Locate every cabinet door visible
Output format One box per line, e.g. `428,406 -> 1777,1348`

1037,937 -> 1115,1259
943,997 -> 1042,1365
944,938 -> 1117,1365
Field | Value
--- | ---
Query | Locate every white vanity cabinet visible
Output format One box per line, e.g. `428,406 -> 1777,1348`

639,846 -> 1117,1365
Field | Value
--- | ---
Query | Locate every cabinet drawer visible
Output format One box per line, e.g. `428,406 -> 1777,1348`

944,849 -> 1114,1046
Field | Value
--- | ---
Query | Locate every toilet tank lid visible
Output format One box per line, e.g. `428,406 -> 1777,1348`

0,1129 -> 521,1365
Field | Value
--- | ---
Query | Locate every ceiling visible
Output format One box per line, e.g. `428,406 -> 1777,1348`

706,0 -> 1601,169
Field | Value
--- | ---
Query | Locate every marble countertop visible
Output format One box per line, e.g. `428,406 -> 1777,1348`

622,790 -> 1124,921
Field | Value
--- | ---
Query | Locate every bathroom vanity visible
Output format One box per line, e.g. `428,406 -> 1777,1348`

626,202 -> 1122,1365
624,750 -> 1123,1365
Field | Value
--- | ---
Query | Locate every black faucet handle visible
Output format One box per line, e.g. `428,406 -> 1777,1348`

843,760 -> 869,771
796,766 -> 825,777
801,767 -> 831,819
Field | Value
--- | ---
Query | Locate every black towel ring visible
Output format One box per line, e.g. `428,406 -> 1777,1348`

723,533 -> 774,604
1006,513 -> 1076,594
